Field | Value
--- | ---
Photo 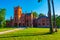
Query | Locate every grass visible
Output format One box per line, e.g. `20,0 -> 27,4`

0,28 -> 59,40
0,28 -> 16,32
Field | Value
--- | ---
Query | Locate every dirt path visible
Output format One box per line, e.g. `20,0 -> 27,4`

0,28 -> 24,34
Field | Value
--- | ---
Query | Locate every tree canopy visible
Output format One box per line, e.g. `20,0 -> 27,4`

0,8 -> 6,27
32,12 -> 38,18
56,16 -> 60,27
39,13 -> 45,17
0,9 -> 6,21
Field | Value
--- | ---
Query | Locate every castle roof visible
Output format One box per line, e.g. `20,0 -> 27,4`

25,13 -> 32,16
14,6 -> 22,9
37,16 -> 48,19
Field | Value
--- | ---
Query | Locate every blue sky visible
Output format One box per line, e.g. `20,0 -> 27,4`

0,0 -> 60,20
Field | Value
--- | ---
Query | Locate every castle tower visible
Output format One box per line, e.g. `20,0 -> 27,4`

14,6 -> 22,27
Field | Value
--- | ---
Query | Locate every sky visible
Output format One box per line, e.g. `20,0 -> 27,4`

0,0 -> 60,20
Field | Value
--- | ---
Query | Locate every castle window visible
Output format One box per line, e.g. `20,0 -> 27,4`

47,23 -> 49,25
14,23 -> 17,27
20,11 -> 21,13
19,23 -> 21,26
42,23 -> 45,25
42,20 -> 45,22
23,23 -> 25,26
39,23 -> 41,25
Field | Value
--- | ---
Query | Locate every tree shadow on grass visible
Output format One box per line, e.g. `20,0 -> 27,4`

0,32 -> 53,38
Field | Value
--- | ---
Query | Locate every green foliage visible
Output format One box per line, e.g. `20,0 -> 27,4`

52,15 -> 60,28
0,8 -> 6,28
56,16 -> 60,28
32,12 -> 38,18
0,9 -> 6,21
6,20 -> 10,22
39,13 -> 45,17
2,20 -> 6,28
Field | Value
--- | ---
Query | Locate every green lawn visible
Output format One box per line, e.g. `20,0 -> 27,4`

0,28 -> 59,40
0,28 -> 16,32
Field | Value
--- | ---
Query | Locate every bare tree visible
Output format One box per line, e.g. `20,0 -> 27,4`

38,0 -> 54,33
48,0 -> 54,33
51,0 -> 57,32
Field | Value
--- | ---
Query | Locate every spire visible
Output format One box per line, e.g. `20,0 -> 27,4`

17,5 -> 22,9
10,16 -> 12,20
38,0 -> 42,3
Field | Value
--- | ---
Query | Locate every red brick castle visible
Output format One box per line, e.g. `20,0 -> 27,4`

6,6 -> 50,28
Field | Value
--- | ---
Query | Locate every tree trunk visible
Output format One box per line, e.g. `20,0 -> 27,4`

48,0 -> 53,33
51,0 -> 57,32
